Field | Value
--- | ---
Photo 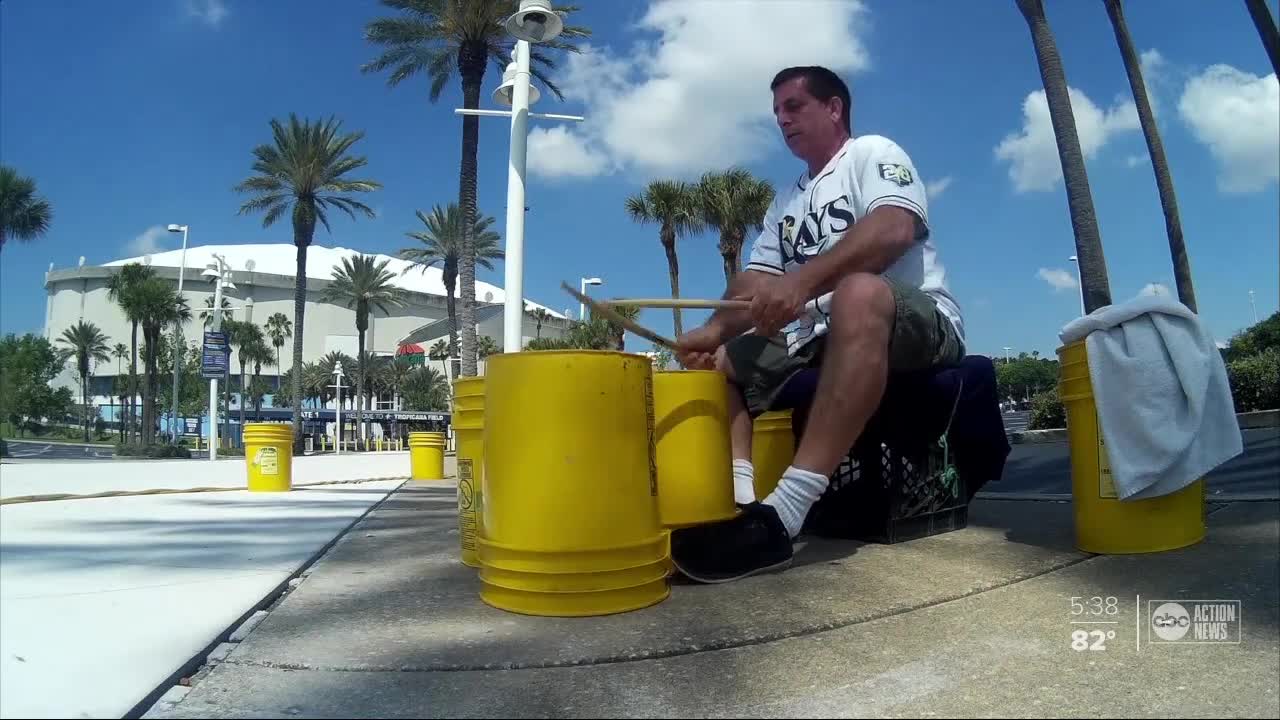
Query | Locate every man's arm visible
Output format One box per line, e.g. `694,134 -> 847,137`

701,269 -> 772,343
790,205 -> 918,299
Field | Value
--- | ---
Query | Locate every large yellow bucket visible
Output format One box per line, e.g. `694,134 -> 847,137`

653,370 -> 737,527
1057,340 -> 1205,554
752,410 -> 795,499
453,376 -> 486,568
408,431 -> 446,480
478,350 -> 669,617
243,423 -> 293,492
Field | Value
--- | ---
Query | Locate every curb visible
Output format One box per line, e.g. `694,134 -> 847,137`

0,475 -> 412,506
1008,409 -> 1278,444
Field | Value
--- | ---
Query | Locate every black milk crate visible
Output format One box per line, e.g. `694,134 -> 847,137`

800,434 -> 970,545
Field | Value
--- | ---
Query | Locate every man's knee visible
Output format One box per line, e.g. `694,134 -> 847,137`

713,345 -> 738,382
829,273 -> 895,341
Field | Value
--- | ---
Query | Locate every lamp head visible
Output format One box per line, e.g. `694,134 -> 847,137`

504,0 -> 563,43
167,224 -> 186,233
492,61 -> 540,107
583,277 -> 603,286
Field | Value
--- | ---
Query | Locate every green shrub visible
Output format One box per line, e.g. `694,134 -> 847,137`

0,438 -> 7,458
1227,350 -> 1280,412
1029,387 -> 1067,430
114,443 -> 192,459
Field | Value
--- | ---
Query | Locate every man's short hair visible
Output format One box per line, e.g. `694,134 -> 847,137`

770,66 -> 851,133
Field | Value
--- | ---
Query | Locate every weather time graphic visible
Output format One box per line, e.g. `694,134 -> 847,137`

1067,596 -> 1244,652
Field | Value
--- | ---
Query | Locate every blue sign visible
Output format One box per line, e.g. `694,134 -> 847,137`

201,330 -> 230,379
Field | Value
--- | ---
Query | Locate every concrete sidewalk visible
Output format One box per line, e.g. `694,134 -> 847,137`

147,483 -> 1280,718
0,480 -> 411,719
0,452 -> 431,500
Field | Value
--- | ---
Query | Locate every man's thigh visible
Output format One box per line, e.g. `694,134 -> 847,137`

721,333 -> 822,418
883,278 -> 965,372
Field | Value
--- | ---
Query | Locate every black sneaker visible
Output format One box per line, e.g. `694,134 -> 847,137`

669,502 -> 794,583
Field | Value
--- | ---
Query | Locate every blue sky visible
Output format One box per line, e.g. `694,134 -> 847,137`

2,0 -> 1276,359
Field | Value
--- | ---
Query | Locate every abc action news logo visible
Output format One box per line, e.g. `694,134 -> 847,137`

1149,600 -> 1242,643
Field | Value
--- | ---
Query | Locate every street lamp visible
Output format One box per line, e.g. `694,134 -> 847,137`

1068,255 -> 1086,317
167,224 -> 189,443
330,362 -> 345,455
1248,290 -> 1258,324
579,277 -> 602,321
455,0 -> 583,354
202,254 -> 235,461
1003,346 -> 1012,364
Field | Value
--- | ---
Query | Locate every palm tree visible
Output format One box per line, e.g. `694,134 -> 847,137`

382,356 -> 416,411
362,0 -> 590,378
1102,0 -> 1197,313
1244,0 -> 1280,76
697,169 -> 775,282
134,278 -> 191,444
321,254 -> 408,447
200,295 -> 233,328
399,203 -> 503,368
476,335 -> 501,359
234,113 -> 381,452
107,263 -> 157,443
526,305 -> 552,339
228,321 -> 267,435
1015,0 -> 1112,312
0,165 -> 53,251
264,312 -> 293,387
58,321 -> 111,441
625,180 -> 704,336
112,342 -> 128,440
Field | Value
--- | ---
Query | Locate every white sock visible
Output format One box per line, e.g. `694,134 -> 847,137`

763,465 -> 830,538
732,459 -> 756,505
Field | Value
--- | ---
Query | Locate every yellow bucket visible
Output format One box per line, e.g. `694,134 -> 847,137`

653,370 -> 737,527
1057,340 -> 1205,554
478,350 -> 669,617
752,410 -> 795,499
243,423 -> 293,492
453,376 -> 486,568
408,431 -> 446,480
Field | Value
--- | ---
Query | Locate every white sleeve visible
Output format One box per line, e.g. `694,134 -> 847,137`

744,201 -> 784,275
860,139 -> 930,240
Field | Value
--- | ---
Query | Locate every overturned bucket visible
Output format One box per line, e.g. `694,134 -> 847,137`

752,410 -> 795,500
244,423 -> 293,493
1058,339 -> 1205,554
408,431 -> 446,480
453,376 -> 486,568
478,350 -> 669,617
653,370 -> 736,527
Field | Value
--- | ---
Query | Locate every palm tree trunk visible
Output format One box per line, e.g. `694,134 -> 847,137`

239,359 -> 247,438
662,229 -> 683,337
1016,0 -> 1112,312
1244,0 -> 1280,76
1104,0 -> 1197,312
129,321 -> 138,443
290,239 -> 309,453
141,342 -> 153,446
719,234 -> 739,284
445,280 -> 458,373
457,51 -> 486,378
356,327 -> 366,451
81,367 -> 90,442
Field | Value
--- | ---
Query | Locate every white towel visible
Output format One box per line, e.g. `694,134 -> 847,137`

1059,285 -> 1243,501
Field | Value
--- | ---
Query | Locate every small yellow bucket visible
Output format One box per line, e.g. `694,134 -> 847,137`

1058,340 -> 1205,554
408,431 -> 446,480
653,370 -> 737,527
243,423 -> 293,492
478,350 -> 669,617
453,376 -> 486,568
752,410 -> 795,499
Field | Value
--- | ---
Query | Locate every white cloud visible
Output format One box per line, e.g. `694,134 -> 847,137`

995,87 -> 1139,192
1037,267 -> 1079,292
925,176 -> 952,198
1124,153 -> 1146,168
1178,64 -> 1279,193
125,226 -> 170,256
185,0 -> 227,28
527,0 -> 872,181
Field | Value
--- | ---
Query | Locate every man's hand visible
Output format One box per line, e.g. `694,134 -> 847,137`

674,324 -> 723,370
745,273 -> 812,337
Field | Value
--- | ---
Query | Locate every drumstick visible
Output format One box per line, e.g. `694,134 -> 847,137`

561,282 -> 678,350
599,297 -> 751,311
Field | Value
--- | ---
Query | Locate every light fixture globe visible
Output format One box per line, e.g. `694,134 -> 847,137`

492,61 -> 540,107
504,0 -> 563,43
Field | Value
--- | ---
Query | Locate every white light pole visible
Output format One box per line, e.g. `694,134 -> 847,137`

579,277 -> 602,321
1248,289 -> 1258,324
331,362 -> 345,455
202,255 -> 235,461
1068,255 -> 1085,317
1003,346 -> 1012,364
167,224 -> 188,443
455,0 -> 580,354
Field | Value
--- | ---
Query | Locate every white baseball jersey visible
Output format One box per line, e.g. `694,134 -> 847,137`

745,134 -> 964,355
